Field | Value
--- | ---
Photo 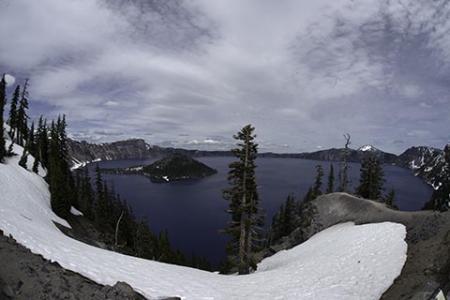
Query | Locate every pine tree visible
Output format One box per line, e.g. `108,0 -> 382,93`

338,133 -> 351,192
36,116 -> 49,168
94,164 -> 110,226
18,149 -> 28,169
384,189 -> 398,209
48,117 -> 72,218
79,167 -> 94,219
223,124 -> 263,274
312,164 -> 324,199
326,164 -> 335,194
302,187 -> 313,203
356,154 -> 385,200
16,80 -> 29,146
8,85 -> 19,141
0,75 -> 6,162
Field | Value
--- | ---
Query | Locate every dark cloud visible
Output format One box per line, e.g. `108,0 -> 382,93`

0,0 -> 449,153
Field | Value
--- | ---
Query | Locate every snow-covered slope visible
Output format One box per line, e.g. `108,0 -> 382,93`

0,142 -> 408,300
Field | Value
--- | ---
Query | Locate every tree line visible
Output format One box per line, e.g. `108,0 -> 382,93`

0,75 -> 211,271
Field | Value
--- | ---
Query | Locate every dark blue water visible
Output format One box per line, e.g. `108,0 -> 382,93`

90,157 -> 432,266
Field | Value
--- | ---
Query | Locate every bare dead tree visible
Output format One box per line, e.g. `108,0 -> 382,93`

339,133 -> 351,192
114,210 -> 124,248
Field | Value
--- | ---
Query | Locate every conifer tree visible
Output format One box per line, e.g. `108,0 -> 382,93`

326,164 -> 335,194
8,85 -> 19,141
48,117 -> 72,217
36,116 -> 49,168
0,75 -> 6,162
385,189 -> 398,209
312,164 -> 324,199
356,154 -> 385,200
16,80 -> 29,146
18,149 -> 28,169
338,133 -> 351,192
223,124 -> 263,274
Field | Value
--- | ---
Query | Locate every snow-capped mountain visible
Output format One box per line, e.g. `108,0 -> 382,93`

358,145 -> 379,152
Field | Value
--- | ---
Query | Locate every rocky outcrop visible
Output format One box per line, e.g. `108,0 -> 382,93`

0,230 -> 180,300
266,193 -> 450,300
397,146 -> 445,189
68,139 -> 152,165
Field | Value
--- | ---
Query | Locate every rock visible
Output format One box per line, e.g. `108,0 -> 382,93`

0,232 -> 181,299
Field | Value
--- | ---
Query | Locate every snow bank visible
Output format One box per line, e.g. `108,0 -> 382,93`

0,143 -> 408,300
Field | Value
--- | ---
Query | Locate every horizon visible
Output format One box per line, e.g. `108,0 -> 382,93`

69,136 -> 444,156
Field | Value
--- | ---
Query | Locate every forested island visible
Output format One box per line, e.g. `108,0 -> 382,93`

100,153 -> 217,183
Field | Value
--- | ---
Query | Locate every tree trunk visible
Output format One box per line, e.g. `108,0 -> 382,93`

114,210 -> 124,248
238,131 -> 250,275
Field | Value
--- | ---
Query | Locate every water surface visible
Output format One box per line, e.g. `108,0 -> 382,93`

90,157 -> 432,266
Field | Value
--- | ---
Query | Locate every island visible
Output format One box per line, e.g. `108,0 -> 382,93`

101,154 -> 217,183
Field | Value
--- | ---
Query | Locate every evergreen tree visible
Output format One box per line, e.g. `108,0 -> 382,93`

48,117 -> 72,218
269,195 -> 297,245
0,75 -> 6,162
356,154 -> 385,200
338,133 -> 351,192
134,219 -> 157,259
223,124 -> 263,274
18,149 -> 28,169
302,187 -> 313,203
423,145 -> 450,211
94,164 -> 110,226
326,164 -> 335,194
35,116 -> 49,168
8,85 -> 19,141
312,164 -> 324,199
79,167 -> 94,219
384,189 -> 398,209
16,80 -> 29,146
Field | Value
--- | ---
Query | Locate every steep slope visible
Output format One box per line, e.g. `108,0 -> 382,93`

0,232 -> 148,300
397,146 -> 446,189
68,139 -> 152,168
271,193 -> 450,299
0,143 -> 408,299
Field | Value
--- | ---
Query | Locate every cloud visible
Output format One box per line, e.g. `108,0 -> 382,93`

1,0 -> 449,153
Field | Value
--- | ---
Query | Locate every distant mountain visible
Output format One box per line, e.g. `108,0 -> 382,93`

67,138 -> 446,189
397,146 -> 445,189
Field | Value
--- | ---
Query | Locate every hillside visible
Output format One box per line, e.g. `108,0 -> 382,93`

0,142 -> 407,299
268,193 -> 450,299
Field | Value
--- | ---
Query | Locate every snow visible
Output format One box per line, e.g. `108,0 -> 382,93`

71,157 -> 101,170
70,206 -> 84,216
0,141 -> 408,300
358,145 -> 378,152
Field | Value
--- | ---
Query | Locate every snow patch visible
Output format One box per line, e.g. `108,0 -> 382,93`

70,206 -> 83,216
358,145 -> 378,152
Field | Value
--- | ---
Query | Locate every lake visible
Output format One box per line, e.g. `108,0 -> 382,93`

90,157 -> 432,267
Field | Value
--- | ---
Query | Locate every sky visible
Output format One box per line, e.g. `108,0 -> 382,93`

0,0 -> 449,154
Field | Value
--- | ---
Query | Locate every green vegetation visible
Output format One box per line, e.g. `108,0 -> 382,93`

223,124 -> 264,274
